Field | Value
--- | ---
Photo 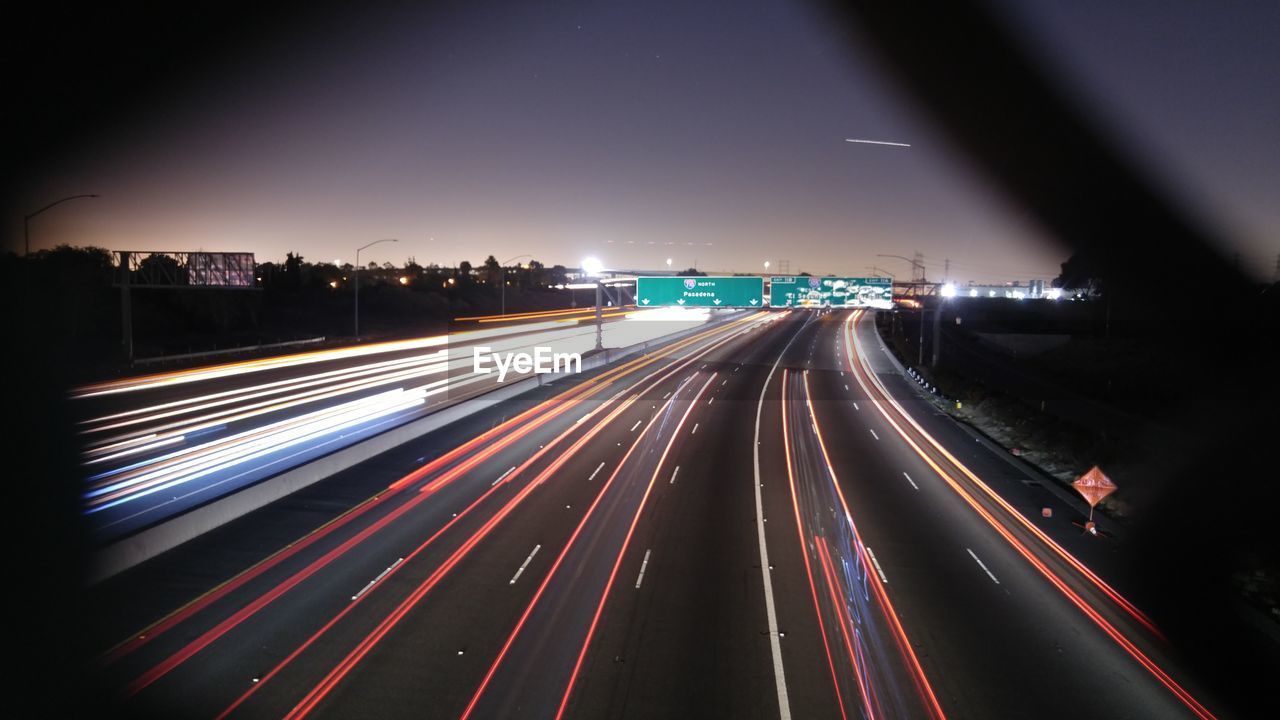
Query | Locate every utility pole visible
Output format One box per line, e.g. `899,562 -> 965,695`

917,306 -> 925,366
931,305 -> 941,367
120,251 -> 133,362
595,280 -> 604,350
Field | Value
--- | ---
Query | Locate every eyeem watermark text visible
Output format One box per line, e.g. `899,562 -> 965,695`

473,346 -> 582,382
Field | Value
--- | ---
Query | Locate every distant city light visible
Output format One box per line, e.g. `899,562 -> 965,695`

581,257 -> 604,276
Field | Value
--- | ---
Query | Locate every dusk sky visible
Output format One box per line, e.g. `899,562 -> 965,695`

12,1 -> 1278,283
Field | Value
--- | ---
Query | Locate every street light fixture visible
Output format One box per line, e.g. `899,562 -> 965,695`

763,260 -> 771,273
25,194 -> 99,255
500,254 -> 534,316
354,238 -> 398,338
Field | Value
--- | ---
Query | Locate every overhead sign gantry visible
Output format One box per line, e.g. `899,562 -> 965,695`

636,276 -> 764,307
768,276 -> 893,309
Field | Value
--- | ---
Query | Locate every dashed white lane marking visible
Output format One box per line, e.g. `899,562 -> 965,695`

509,545 -> 542,584
662,391 -> 671,400
869,428 -> 880,440
630,419 -> 642,432
352,557 -> 404,600
670,466 -> 680,484
708,397 -> 714,405
491,466 -> 516,487
853,402 -> 859,410
722,379 -> 728,386
635,549 -> 652,588
967,548 -> 1001,585
691,422 -> 699,435
865,547 -> 888,584
902,472 -> 919,490
588,461 -> 606,481
844,384 -> 849,391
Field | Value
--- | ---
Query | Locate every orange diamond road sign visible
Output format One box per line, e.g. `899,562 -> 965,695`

1073,466 -> 1117,508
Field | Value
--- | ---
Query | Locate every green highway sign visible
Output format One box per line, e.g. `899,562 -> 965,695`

637,276 -> 764,308
768,276 -> 894,309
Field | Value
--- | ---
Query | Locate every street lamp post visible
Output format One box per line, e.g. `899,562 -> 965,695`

500,254 -> 534,316
877,253 -> 932,366
581,257 -> 605,350
354,238 -> 398,338
25,194 -> 99,255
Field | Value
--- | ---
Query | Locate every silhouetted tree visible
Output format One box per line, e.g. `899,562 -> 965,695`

282,252 -> 304,290
482,255 -> 501,287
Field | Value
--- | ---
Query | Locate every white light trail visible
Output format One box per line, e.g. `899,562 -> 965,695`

845,138 -> 911,147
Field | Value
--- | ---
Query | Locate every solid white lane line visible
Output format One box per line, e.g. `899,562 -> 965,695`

753,319 -> 808,720
352,557 -> 404,600
491,466 -> 516,487
967,548 -> 1001,585
903,472 -> 919,490
670,466 -> 680,484
635,549 -> 652,588
869,428 -> 880,440
629,420 -> 642,432
865,547 -> 889,584
691,423 -> 699,435
509,545 -> 542,585
588,461 -> 606,481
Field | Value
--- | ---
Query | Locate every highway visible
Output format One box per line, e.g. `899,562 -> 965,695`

88,308 -> 1227,719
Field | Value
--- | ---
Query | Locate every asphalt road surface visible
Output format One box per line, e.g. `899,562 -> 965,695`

89,309 -> 1227,719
